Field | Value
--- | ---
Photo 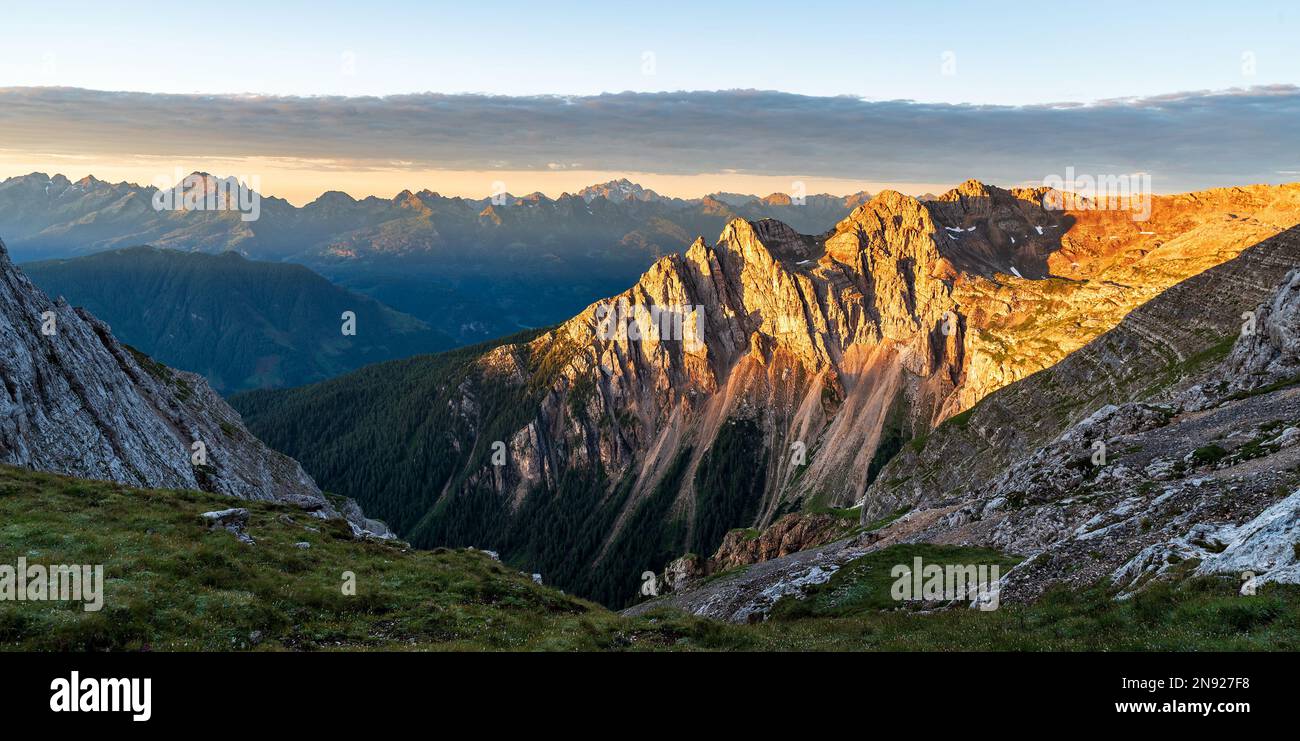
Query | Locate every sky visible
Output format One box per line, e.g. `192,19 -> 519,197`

0,1 -> 1297,203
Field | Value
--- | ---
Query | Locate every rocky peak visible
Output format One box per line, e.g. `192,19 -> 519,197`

484,204 -> 976,530
832,189 -> 943,259
842,191 -> 874,209
578,178 -> 661,203
392,189 -> 430,212
944,177 -> 995,200
514,192 -> 552,206
308,190 -> 358,208
714,217 -> 815,265
175,171 -> 219,193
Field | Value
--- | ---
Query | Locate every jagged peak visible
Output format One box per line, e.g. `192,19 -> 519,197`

950,178 -> 994,198
747,217 -> 807,242
866,188 -> 918,207
392,189 -> 429,211
515,191 -> 552,205
155,172 -> 259,199
178,171 -> 218,186
577,178 -> 659,203
934,178 -> 1031,206
717,217 -> 776,247
680,235 -> 711,267
711,217 -> 817,268
4,171 -> 51,184
839,189 -> 932,231
843,191 -> 874,208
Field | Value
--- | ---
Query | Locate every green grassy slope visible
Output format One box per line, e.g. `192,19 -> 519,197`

0,465 -> 629,651
4,464 -> 1299,652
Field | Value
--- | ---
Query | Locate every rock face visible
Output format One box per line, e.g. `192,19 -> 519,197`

1192,490 -> 1300,587
632,242 -> 1300,620
662,554 -> 706,592
0,237 -> 388,535
339,497 -> 397,540
490,182 -> 1072,525
475,184 -> 1300,559
710,513 -> 855,571
626,538 -> 858,623
1222,268 -> 1300,392
648,512 -> 855,597
887,251 -> 1300,602
865,223 -> 1300,522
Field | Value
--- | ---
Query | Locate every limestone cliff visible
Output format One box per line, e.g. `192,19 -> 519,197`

626,234 -> 1300,621
479,182 -> 1300,530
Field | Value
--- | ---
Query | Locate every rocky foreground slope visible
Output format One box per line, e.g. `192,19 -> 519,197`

629,228 -> 1300,620
238,181 -> 1300,606
0,237 -> 388,535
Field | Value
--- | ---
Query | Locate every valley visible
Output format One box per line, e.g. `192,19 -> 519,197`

23,247 -> 453,393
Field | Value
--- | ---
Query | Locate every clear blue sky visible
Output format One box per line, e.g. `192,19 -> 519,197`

1,0 -> 1295,104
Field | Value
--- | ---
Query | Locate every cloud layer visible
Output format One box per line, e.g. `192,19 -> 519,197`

2,86 -> 1298,192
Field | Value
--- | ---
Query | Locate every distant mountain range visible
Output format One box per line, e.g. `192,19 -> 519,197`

0,172 -> 869,262
0,173 -> 869,343
24,247 -> 453,393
